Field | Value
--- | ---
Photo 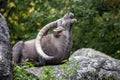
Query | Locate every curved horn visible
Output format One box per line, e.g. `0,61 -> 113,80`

35,21 -> 58,60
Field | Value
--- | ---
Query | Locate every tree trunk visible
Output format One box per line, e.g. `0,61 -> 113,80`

0,13 -> 13,80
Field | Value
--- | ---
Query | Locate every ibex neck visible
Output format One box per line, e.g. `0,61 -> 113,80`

62,30 -> 72,53
52,30 -> 72,54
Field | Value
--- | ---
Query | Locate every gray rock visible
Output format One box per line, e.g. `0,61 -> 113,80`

69,48 -> 120,80
0,13 -> 12,80
26,48 -> 120,80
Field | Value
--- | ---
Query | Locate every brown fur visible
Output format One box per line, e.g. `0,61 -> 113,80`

12,31 -> 71,66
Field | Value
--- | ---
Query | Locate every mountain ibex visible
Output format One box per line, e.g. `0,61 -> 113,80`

12,12 -> 77,66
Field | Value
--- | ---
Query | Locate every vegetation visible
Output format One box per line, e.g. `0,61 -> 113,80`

14,60 -> 79,80
13,63 -> 39,80
13,60 -> 117,80
0,0 -> 120,79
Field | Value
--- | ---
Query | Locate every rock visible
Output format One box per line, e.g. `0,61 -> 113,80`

70,48 -> 111,59
69,48 -> 120,80
26,48 -> 120,80
0,13 -> 12,80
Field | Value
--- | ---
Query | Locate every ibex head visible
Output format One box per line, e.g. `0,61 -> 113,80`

58,12 -> 77,28
53,12 -> 77,37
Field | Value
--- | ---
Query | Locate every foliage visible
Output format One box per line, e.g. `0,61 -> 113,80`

40,66 -> 55,80
13,60 -> 79,80
72,0 -> 120,59
102,75 -> 117,80
36,60 -> 79,80
13,63 -> 38,80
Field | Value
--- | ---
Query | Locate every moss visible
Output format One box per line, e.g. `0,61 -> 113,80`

102,75 -> 117,80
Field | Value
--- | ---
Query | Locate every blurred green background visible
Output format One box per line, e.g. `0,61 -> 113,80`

0,0 -> 120,59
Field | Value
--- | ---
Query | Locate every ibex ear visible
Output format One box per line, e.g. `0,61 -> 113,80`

53,26 -> 65,38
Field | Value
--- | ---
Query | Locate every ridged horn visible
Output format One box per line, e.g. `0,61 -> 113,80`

35,21 -> 58,60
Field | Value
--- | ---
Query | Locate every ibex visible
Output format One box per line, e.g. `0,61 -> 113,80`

12,12 -> 77,66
